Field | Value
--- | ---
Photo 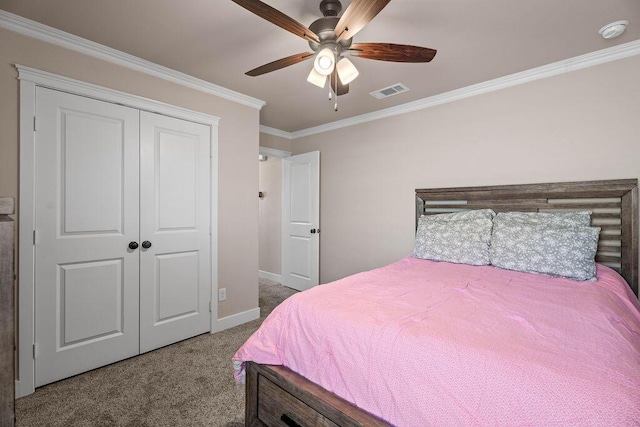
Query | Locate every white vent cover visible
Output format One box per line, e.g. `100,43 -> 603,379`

370,83 -> 409,99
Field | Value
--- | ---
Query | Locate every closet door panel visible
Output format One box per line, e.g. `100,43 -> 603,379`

157,133 -> 198,229
139,111 -> 211,353
34,87 -> 140,387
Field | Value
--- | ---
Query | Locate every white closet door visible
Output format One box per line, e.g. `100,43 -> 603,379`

139,111 -> 211,353
34,87 -> 140,386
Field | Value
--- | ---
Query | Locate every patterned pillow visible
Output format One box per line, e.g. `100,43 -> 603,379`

426,209 -> 496,223
490,222 -> 601,281
414,214 -> 494,266
495,211 -> 592,227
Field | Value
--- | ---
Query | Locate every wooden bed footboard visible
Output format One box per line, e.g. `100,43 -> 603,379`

245,362 -> 389,427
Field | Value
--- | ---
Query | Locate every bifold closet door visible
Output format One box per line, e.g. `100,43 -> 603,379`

34,87 -> 141,387
34,89 -> 212,387
138,111 -> 211,353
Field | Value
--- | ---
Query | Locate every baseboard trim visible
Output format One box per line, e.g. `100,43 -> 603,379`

16,378 -> 33,398
259,270 -> 282,283
212,307 -> 260,333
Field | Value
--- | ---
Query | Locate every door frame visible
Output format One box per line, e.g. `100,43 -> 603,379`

281,151 -> 320,291
16,65 -> 220,397
256,147 -> 320,288
257,146 -> 290,284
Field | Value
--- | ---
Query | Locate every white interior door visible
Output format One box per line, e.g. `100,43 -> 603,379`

34,87 -> 140,386
282,151 -> 320,291
139,111 -> 211,353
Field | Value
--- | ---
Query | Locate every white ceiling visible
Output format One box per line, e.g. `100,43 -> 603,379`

1,0 -> 638,132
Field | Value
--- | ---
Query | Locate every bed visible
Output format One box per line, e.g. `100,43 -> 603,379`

234,179 -> 640,426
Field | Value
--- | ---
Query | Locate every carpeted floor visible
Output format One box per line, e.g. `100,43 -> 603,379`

15,278 -> 297,427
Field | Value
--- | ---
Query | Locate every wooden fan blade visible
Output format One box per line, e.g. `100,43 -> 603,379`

232,0 -> 319,43
334,0 -> 391,42
330,69 -> 349,96
246,52 -> 314,76
350,43 -> 437,62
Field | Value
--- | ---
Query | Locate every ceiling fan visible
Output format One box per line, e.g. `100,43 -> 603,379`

232,0 -> 437,104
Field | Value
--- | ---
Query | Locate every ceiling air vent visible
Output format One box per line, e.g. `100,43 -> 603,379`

370,83 -> 409,100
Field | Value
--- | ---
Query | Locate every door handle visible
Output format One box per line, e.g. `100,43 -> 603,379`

310,229 -> 320,234
142,240 -> 152,249
128,241 -> 139,250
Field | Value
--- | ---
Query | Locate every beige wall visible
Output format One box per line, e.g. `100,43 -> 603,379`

260,132 -> 293,153
258,157 -> 282,275
0,28 -> 260,319
292,55 -> 640,283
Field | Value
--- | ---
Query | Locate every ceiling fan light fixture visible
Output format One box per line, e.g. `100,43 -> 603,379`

232,0 -> 437,110
313,48 -> 335,76
336,57 -> 359,85
307,67 -> 327,88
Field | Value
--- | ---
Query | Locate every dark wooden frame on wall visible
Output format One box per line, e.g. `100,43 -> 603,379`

416,179 -> 639,295
0,197 -> 15,426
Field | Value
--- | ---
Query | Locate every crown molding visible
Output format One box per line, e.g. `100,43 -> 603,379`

16,64 -> 221,126
3,9 -> 637,136
280,39 -> 640,139
259,125 -> 294,139
0,10 -> 266,110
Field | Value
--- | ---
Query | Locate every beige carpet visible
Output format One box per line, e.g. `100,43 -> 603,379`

16,278 -> 297,427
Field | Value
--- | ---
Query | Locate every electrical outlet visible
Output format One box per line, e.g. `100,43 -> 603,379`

218,288 -> 227,302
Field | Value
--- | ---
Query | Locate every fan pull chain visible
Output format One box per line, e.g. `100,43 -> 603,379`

334,73 -> 338,112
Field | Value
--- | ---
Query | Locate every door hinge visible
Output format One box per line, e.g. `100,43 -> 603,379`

33,230 -> 36,245
33,344 -> 37,359
33,116 -> 38,132
209,301 -> 212,313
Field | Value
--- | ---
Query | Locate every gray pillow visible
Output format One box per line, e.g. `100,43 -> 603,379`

425,209 -> 496,223
490,222 -> 601,281
494,211 -> 592,227
414,213 -> 493,266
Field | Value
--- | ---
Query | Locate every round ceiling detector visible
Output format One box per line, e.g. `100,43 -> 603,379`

599,20 -> 629,39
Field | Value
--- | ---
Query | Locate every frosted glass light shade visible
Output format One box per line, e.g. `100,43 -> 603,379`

336,57 -> 359,85
313,48 -> 335,76
307,68 -> 327,88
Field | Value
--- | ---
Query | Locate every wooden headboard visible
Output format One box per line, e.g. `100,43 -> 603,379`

415,179 -> 638,295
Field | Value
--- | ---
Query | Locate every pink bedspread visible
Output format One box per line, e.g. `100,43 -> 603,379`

233,257 -> 640,426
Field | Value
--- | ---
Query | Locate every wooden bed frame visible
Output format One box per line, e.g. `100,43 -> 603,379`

416,179 -> 638,295
246,179 -> 639,426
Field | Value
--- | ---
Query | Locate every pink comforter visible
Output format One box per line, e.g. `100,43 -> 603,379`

233,257 -> 640,426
